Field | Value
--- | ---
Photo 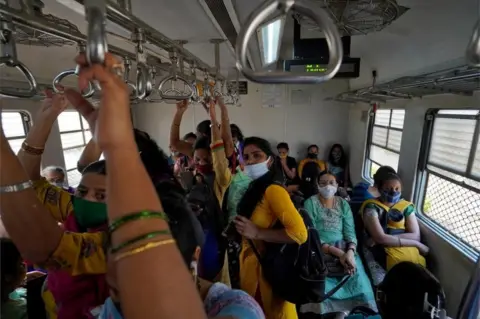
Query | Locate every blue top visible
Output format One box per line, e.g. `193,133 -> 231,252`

351,181 -> 376,203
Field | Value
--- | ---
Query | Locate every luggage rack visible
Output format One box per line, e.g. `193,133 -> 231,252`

331,65 -> 480,104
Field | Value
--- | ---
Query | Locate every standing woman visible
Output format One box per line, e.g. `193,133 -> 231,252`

234,137 -> 307,319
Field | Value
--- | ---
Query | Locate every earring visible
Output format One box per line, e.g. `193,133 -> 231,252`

190,261 -> 200,289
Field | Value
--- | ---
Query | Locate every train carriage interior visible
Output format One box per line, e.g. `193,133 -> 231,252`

0,0 -> 479,318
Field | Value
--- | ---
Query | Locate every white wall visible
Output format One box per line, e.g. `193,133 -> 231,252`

347,91 -> 480,315
133,79 -> 352,160
349,0 -> 478,89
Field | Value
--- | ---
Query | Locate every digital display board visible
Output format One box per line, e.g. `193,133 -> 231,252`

305,64 -> 327,73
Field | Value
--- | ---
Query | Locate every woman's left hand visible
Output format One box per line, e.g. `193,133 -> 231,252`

340,250 -> 356,275
234,216 -> 260,240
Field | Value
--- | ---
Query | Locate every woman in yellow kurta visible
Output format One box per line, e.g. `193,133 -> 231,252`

234,137 -> 308,319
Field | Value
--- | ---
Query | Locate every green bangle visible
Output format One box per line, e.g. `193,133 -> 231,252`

109,211 -> 168,233
111,230 -> 171,254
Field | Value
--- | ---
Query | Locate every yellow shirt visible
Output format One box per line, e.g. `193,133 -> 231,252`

211,140 -> 233,287
33,178 -> 106,319
239,184 -> 307,319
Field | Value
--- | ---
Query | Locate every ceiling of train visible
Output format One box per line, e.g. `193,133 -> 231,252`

1,0 -> 477,92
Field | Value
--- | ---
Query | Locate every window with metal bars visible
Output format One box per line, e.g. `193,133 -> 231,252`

416,109 -> 480,257
364,108 -> 405,179
58,111 -> 92,187
1,111 -> 31,153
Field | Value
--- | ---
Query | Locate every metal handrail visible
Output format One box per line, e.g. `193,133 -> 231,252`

235,0 -> 343,84
0,17 -> 37,98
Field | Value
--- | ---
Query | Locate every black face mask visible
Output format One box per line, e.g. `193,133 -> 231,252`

307,152 -> 318,159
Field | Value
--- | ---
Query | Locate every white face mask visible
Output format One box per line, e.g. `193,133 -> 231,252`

244,158 -> 270,180
318,185 -> 337,199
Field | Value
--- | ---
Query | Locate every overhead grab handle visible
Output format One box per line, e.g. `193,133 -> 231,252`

189,60 -> 201,103
158,51 -> 194,101
122,57 -> 138,100
235,0 -> 343,84
53,44 -> 95,98
0,18 -> 37,98
132,28 -> 152,100
84,0 -> 108,65
466,19 -> 480,67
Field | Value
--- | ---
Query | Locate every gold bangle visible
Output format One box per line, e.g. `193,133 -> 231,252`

114,238 -> 176,262
21,141 -> 44,156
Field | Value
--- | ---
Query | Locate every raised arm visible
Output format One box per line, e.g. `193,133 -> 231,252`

209,101 -> 232,189
76,53 -> 206,319
17,91 -> 67,180
217,97 -> 235,158
170,101 -> 194,158
0,125 -> 63,263
77,138 -> 102,172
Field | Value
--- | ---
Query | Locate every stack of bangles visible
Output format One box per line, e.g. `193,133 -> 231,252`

108,211 -> 175,262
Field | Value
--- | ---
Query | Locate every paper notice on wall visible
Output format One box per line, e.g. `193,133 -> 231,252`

262,85 -> 283,108
290,89 -> 311,105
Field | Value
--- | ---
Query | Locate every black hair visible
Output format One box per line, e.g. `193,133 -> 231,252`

307,144 -> 319,152
328,143 -> 347,168
193,136 -> 211,152
373,166 -> 397,187
379,262 -> 445,319
183,132 -> 197,141
230,124 -> 244,142
277,142 -> 289,151
1,239 -> 23,302
196,120 -> 212,139
237,137 -> 284,219
377,172 -> 401,191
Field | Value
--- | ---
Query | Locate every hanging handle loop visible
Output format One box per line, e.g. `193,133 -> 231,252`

132,28 -> 152,100
53,44 -> 95,98
0,18 -> 37,98
85,0 -> 108,65
158,51 -> 194,101
235,0 -> 343,84
122,57 -> 138,100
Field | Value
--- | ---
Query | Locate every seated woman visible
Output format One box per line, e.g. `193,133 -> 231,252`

326,144 -> 351,189
277,142 -> 297,186
360,173 -> 429,272
234,137 -> 308,319
98,182 -> 265,319
1,239 -> 27,319
300,173 -> 377,316
297,144 -> 327,180
350,166 -> 396,206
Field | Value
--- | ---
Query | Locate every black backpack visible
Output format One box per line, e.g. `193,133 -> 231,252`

248,208 -> 350,305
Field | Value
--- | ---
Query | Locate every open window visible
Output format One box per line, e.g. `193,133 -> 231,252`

416,109 -> 480,257
1,111 -> 31,153
257,16 -> 285,66
58,111 -> 91,187
364,108 -> 405,179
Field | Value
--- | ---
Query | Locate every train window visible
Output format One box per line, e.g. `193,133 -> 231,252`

58,111 -> 91,187
417,109 -> 480,256
364,109 -> 405,178
1,111 -> 30,153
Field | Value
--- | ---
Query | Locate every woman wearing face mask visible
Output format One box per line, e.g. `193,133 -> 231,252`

233,137 -> 307,319
297,144 -> 327,181
300,173 -> 377,317
359,173 -> 429,271
326,144 -> 350,188
41,166 -> 76,194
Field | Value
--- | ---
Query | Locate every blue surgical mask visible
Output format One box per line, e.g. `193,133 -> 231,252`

381,190 -> 401,204
244,158 -> 270,180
